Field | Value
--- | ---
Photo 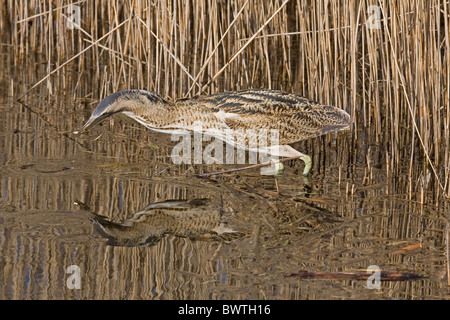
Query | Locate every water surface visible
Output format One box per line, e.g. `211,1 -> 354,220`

0,56 -> 449,300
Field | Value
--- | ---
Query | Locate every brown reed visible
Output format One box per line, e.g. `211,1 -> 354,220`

2,0 -> 450,205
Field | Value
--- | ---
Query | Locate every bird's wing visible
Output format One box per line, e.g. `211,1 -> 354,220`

178,89 -> 351,143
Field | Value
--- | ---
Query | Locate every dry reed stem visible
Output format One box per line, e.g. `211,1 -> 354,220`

16,0 -> 87,23
200,0 -> 290,93
377,0 -> 445,197
136,15 -> 197,86
17,16 -> 132,101
4,0 -> 450,204
184,0 -> 250,97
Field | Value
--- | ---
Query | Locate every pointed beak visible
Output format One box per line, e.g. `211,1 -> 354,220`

76,113 -> 111,135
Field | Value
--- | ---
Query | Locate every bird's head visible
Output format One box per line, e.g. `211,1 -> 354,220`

76,90 -> 166,134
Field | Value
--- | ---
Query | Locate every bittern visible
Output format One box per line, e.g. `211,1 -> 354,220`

90,198 -> 239,247
77,89 -> 351,176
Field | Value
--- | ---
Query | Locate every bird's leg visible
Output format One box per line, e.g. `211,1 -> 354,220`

261,154 -> 311,176
262,145 -> 312,176
196,145 -> 313,178
301,154 -> 312,176
259,159 -> 285,176
196,156 -> 300,178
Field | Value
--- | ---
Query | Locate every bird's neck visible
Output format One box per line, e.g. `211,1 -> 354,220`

125,96 -> 212,130
125,100 -> 175,127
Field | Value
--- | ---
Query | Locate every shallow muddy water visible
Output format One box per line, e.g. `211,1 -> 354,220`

1,58 -> 449,300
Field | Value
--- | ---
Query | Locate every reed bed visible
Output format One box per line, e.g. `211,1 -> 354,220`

2,0 -> 450,205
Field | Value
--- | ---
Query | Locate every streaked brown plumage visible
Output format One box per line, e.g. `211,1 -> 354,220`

90,198 -> 240,247
78,89 -> 351,175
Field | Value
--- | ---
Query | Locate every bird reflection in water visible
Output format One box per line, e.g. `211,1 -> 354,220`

87,198 -> 241,247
